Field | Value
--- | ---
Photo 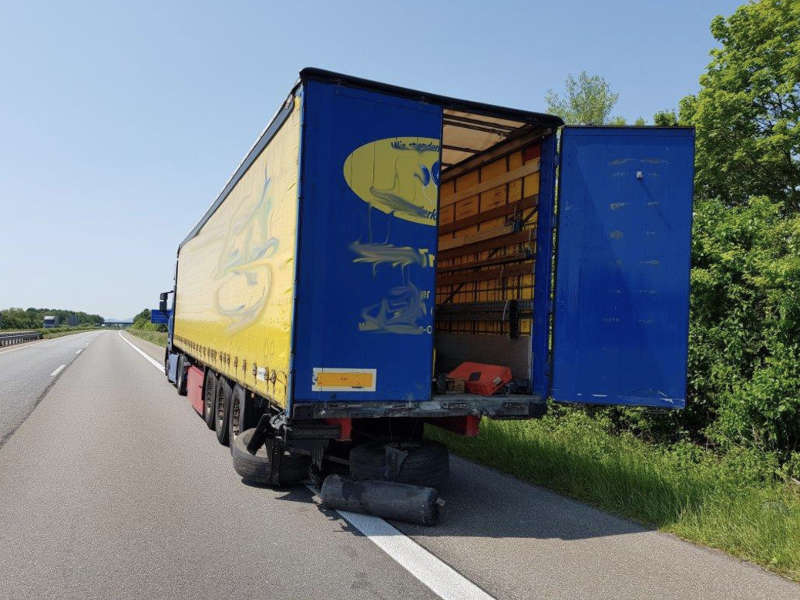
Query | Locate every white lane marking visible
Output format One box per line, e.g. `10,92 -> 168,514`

121,331 -> 488,600
118,332 -> 163,372
337,511 -> 494,600
306,485 -> 494,600
50,364 -> 66,377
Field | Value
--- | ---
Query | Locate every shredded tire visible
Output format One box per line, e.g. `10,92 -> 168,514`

231,429 -> 309,487
349,440 -> 449,489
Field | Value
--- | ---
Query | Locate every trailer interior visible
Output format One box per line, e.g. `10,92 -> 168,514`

434,109 -> 555,396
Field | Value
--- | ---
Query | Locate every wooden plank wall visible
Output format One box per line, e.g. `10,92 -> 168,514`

436,142 -> 541,335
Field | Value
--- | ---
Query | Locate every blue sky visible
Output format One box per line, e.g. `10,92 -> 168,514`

0,0 -> 741,319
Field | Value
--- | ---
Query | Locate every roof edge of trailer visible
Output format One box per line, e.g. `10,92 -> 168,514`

179,68 -> 564,251
178,81 -> 301,251
299,68 -> 564,129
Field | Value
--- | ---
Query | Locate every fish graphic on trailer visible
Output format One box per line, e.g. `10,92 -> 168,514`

343,137 -> 440,335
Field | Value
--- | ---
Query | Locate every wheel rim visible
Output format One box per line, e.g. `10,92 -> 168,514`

230,394 -> 241,438
204,380 -> 214,418
216,386 -> 225,429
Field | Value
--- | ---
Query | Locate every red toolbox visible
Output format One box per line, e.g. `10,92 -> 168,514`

447,362 -> 512,396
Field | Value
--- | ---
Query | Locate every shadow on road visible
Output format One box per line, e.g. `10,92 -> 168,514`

263,455 -> 649,542
393,456 -> 650,541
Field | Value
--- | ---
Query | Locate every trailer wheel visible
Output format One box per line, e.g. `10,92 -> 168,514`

203,370 -> 218,430
228,385 -> 248,444
231,429 -> 309,486
176,354 -> 188,396
215,378 -> 232,446
349,440 -> 449,489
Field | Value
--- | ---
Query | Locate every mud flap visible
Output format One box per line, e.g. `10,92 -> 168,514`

167,353 -> 179,383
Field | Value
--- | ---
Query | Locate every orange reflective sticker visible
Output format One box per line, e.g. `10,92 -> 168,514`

312,368 -> 376,392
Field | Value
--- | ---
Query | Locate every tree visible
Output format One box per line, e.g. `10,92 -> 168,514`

556,2 -> 800,466
0,307 -> 104,329
688,196 -> 800,456
131,308 -> 166,332
679,0 -> 800,210
132,309 -> 151,329
545,71 -> 622,125
653,110 -> 679,126
672,0 -> 800,459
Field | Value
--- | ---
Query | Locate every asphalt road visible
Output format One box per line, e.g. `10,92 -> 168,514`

0,331 -> 101,446
0,330 -> 798,600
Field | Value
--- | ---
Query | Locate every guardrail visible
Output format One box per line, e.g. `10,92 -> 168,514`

0,331 -> 42,347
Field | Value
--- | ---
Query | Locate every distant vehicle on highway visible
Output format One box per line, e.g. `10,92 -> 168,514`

42,315 -> 58,328
156,69 -> 695,521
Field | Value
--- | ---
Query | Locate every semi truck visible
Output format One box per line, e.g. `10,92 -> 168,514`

159,68 -> 695,507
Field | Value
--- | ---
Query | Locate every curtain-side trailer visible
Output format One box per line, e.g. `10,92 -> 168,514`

160,68 -> 695,503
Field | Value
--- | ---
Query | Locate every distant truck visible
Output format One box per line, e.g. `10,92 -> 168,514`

43,315 -> 58,328
159,69 -> 694,500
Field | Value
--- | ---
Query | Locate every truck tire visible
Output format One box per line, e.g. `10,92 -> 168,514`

228,384 -> 248,444
349,440 -> 449,489
215,377 -> 232,446
176,354 -> 188,396
203,370 -> 218,430
321,475 -> 440,526
231,429 -> 309,486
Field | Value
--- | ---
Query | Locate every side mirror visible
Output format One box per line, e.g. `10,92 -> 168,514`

159,292 -> 168,313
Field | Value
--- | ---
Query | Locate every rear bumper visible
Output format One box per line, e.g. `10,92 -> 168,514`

291,394 -> 546,420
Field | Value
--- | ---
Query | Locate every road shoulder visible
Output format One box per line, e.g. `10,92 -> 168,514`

121,330 -> 165,364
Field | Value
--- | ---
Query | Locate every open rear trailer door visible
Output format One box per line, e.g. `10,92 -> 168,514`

549,127 -> 695,408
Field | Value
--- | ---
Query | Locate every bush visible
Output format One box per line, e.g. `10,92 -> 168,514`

688,197 -> 800,458
0,307 -> 104,330
131,308 -> 167,332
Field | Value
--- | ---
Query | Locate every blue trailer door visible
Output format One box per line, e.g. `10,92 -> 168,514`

550,127 -> 694,408
292,80 -> 442,405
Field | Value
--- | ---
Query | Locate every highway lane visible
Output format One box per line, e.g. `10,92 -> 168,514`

1,330 -> 798,599
0,331 -> 437,600
0,330 -> 102,446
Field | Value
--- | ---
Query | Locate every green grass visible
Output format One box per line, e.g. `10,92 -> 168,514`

426,410 -> 800,581
126,328 -> 167,347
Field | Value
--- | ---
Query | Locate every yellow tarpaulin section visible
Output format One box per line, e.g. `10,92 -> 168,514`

174,94 -> 302,408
